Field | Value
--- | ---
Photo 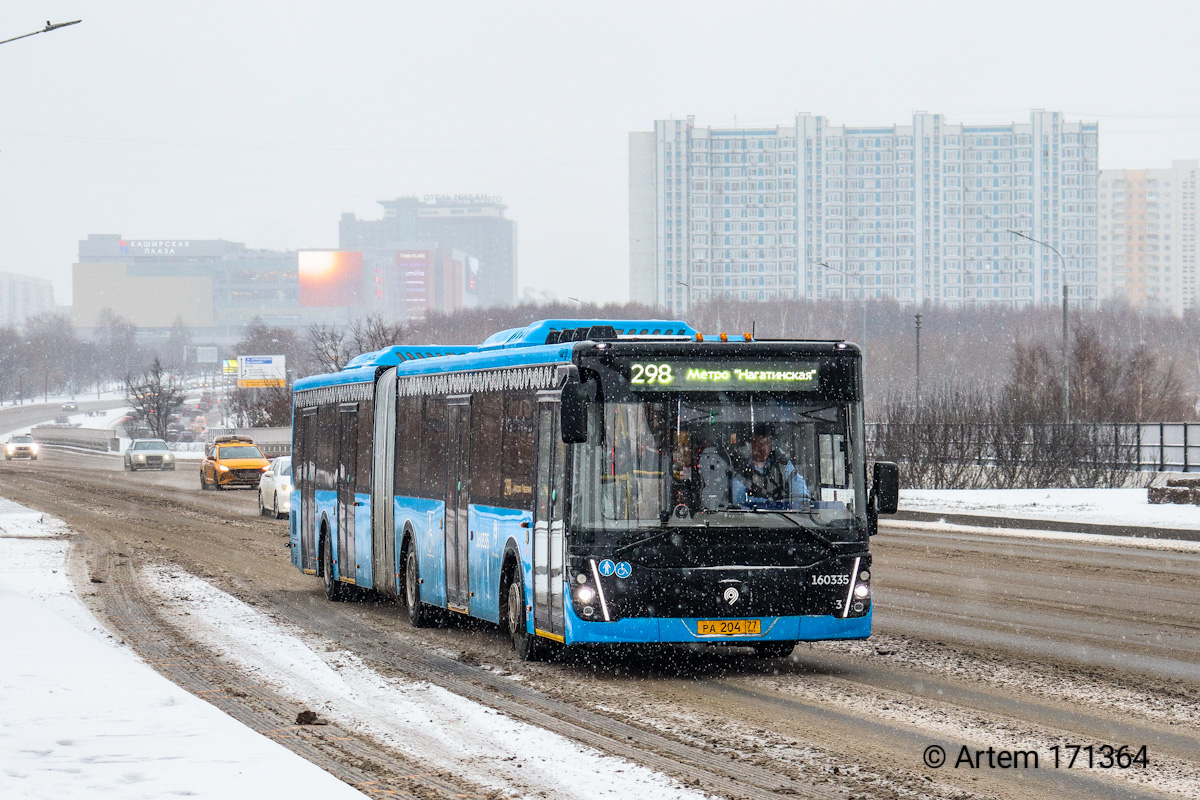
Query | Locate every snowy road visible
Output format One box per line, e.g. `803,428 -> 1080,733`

2,447 -> 1199,800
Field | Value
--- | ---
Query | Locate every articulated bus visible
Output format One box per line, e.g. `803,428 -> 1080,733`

290,319 -> 899,660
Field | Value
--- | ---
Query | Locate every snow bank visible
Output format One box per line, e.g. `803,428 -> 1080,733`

0,499 -> 368,799
148,567 -> 706,800
901,487 -> 1200,531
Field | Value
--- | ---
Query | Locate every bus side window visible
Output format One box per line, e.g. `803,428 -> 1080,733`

470,394 -> 504,505
394,395 -> 421,496
502,394 -> 536,511
355,399 -> 374,495
420,397 -> 448,497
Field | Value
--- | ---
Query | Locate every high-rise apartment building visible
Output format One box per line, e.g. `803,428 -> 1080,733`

340,196 -> 517,309
1098,161 -> 1198,315
631,111 -> 1099,314
0,272 -> 55,327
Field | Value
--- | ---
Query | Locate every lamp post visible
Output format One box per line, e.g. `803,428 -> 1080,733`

0,19 -> 81,47
816,262 -> 868,363
1007,229 -> 1070,423
675,279 -> 721,330
914,313 -> 922,404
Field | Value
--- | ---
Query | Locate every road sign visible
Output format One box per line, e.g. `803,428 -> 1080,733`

238,355 -> 286,388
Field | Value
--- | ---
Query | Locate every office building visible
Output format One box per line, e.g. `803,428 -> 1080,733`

0,272 -> 55,326
339,196 -> 517,309
73,235 -> 477,334
631,111 -> 1099,313
1098,160 -> 1198,315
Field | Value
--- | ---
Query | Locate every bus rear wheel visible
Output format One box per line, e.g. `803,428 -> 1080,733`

507,579 -> 549,662
751,641 -> 796,659
321,533 -> 348,602
404,545 -> 436,628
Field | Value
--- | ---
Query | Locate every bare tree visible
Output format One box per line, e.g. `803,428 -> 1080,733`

124,358 -> 186,440
306,322 -> 351,373
228,386 -> 292,427
348,313 -> 405,354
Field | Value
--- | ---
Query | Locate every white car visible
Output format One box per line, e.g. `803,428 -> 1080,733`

258,456 -> 292,519
124,439 -> 175,471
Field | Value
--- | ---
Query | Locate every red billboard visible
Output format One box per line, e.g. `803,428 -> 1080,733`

298,251 -> 363,307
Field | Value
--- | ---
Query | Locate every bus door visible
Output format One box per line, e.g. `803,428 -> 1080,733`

337,403 -> 359,583
371,368 -> 398,596
445,397 -> 471,611
299,407 -> 318,573
533,398 -> 566,637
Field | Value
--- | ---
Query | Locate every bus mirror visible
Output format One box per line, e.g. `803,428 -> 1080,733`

561,382 -> 590,443
871,461 -> 899,515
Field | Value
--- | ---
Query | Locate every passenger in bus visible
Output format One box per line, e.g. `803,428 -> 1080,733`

731,424 -> 810,508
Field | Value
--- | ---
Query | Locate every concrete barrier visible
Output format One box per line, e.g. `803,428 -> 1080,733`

31,425 -> 119,453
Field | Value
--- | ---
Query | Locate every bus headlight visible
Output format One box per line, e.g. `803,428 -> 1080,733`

217,463 -> 230,472
575,586 -> 596,604
853,583 -> 871,599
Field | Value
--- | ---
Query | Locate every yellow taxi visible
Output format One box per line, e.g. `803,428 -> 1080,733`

200,436 -> 270,490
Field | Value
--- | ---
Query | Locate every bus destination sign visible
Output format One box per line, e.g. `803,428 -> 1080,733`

623,360 -> 819,391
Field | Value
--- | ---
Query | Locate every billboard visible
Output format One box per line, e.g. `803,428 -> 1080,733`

298,251 -> 363,307
238,355 -> 287,388
397,250 -> 431,319
195,346 -> 218,364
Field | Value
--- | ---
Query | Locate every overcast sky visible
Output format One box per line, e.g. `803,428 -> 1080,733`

3,1 -> 1198,308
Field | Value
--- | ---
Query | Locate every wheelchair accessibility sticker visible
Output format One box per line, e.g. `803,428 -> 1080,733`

615,561 -> 632,578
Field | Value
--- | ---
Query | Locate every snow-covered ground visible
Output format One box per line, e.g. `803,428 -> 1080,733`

0,497 -> 703,799
148,568 -> 705,800
0,498 -> 369,799
901,487 -> 1199,531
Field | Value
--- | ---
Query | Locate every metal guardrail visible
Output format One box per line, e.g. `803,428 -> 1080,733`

205,427 -> 292,457
31,425 -> 119,452
868,422 -> 1200,474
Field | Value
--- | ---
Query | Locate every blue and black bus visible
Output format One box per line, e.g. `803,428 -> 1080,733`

290,319 -> 898,660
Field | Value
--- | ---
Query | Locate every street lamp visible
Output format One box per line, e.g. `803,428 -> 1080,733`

0,19 -> 82,47
1007,229 -> 1071,423
816,262 -> 867,363
914,313 -> 922,404
674,279 -> 722,330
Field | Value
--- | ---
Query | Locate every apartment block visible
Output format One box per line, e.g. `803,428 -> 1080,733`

1098,161 -> 1198,315
631,111 -> 1099,314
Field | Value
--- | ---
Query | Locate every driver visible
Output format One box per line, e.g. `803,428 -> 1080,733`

731,424 -> 809,508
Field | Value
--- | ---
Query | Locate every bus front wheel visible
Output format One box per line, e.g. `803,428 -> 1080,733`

507,579 -> 549,662
404,545 -> 436,628
752,641 -> 796,660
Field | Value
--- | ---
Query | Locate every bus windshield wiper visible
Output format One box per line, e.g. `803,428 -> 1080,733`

718,508 -> 837,552
614,528 -> 681,557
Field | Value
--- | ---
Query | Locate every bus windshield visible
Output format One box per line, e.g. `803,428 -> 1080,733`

570,393 -> 867,536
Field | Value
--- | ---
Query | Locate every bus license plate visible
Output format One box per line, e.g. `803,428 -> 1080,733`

697,619 -> 762,636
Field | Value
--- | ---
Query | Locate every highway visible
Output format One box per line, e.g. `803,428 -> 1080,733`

2,446 -> 1198,800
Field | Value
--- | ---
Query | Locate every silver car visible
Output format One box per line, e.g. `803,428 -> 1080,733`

124,439 -> 175,471
258,456 -> 292,519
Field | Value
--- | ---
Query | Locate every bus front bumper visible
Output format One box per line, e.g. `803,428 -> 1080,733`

563,606 -> 872,645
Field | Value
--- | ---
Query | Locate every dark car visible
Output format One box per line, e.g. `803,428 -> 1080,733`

124,439 -> 176,471
5,435 -> 38,460
60,402 -> 79,412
